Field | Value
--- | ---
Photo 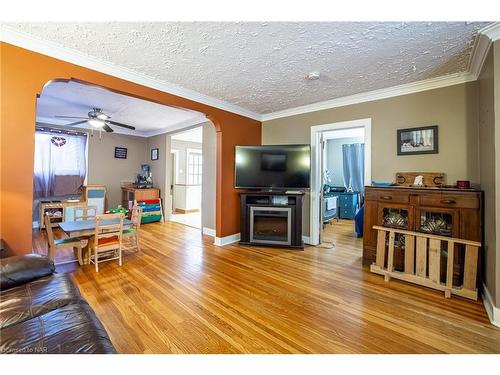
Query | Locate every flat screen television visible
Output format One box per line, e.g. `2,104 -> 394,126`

235,144 -> 311,189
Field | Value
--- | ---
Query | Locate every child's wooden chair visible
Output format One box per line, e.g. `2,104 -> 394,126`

89,213 -> 124,272
44,213 -> 84,265
123,205 -> 143,252
74,205 -> 97,221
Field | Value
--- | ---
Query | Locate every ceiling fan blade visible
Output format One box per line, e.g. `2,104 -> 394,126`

66,120 -> 88,126
103,124 -> 114,133
107,120 -> 136,130
55,115 -> 89,119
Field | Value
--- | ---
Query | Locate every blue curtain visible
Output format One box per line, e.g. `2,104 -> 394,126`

342,143 -> 365,195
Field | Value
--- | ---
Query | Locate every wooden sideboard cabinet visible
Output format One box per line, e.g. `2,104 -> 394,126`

363,186 -> 483,282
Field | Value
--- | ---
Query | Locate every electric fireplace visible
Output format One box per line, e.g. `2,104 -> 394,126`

250,206 -> 291,246
239,192 -> 304,248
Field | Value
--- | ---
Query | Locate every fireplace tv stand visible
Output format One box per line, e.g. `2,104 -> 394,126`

240,191 -> 304,248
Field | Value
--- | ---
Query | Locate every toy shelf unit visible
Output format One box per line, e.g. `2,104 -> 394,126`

122,187 -> 160,210
135,199 -> 164,224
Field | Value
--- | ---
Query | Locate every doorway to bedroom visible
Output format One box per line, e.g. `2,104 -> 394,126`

310,118 -> 371,246
321,127 -> 365,243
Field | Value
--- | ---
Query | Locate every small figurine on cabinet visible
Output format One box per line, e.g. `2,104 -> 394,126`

413,175 -> 424,186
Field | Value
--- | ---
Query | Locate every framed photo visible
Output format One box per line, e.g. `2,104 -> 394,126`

397,125 -> 438,156
151,148 -> 159,161
114,147 -> 127,159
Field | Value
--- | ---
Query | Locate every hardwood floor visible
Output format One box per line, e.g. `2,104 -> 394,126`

32,220 -> 500,353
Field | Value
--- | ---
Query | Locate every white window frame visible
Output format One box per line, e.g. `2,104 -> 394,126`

186,148 -> 202,186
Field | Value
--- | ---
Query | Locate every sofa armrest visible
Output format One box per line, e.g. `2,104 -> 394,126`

0,254 -> 55,290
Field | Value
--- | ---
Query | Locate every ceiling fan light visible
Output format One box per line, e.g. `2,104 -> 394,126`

88,119 -> 105,128
96,113 -> 108,120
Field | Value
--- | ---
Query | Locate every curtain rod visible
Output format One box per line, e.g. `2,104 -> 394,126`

35,126 -> 88,137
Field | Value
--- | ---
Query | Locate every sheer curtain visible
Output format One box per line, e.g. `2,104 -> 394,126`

342,143 -> 365,196
33,130 -> 87,198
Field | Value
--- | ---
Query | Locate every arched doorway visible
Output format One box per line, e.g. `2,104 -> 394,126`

1,42 -> 261,255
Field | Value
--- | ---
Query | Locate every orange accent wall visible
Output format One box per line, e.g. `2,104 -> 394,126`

0,42 -> 261,254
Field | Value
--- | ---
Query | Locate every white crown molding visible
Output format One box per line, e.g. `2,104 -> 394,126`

142,116 -> 208,138
261,21 -> 500,122
480,21 -> 500,42
261,72 -> 475,121
468,33 -> 492,79
468,22 -> 500,79
3,22 -> 500,123
482,283 -> 500,328
0,25 -> 262,122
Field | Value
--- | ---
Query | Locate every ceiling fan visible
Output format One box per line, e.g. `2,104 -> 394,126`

55,108 -> 136,133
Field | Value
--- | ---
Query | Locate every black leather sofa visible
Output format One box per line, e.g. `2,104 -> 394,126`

0,254 -> 116,354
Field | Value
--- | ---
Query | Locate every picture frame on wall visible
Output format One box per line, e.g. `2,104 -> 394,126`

397,125 -> 438,156
151,148 -> 159,161
114,147 -> 127,159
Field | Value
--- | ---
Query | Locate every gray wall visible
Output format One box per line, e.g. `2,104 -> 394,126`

478,40 -> 500,307
478,47 -> 497,305
87,132 -> 148,208
325,136 -> 364,186
495,40 -> 500,308
147,133 -> 170,218
262,82 -> 479,237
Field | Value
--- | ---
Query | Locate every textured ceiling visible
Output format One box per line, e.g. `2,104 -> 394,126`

171,127 -> 203,143
37,80 -> 206,136
9,22 -> 489,114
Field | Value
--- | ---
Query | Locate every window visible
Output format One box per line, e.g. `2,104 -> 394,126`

33,128 -> 88,198
187,149 -> 202,185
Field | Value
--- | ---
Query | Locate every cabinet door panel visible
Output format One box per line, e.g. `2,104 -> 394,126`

377,203 -> 414,271
416,206 -> 459,238
459,208 -> 481,241
377,203 -> 414,230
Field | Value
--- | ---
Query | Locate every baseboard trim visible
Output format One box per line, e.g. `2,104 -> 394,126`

202,227 -> 216,237
214,233 -> 241,247
302,235 -> 311,245
482,283 -> 500,328
175,208 -> 199,214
